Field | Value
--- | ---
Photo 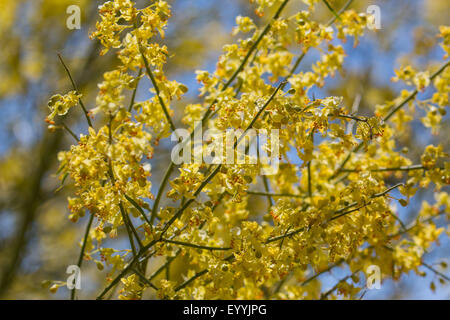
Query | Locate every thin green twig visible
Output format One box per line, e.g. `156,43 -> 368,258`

423,263 -> 450,282
321,0 -> 342,22
131,267 -> 158,290
128,68 -> 142,113
330,60 -> 449,179
61,122 -> 79,142
70,213 -> 94,300
138,44 -> 177,132
148,250 -> 181,282
341,164 -> 428,172
150,162 -> 175,225
57,53 -> 93,127
246,191 -> 305,198
175,270 -> 208,292
161,239 -> 231,251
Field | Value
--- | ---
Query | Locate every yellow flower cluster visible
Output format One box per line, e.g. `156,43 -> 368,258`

47,91 -> 80,121
58,124 -> 153,224
93,70 -> 134,115
46,0 -> 449,300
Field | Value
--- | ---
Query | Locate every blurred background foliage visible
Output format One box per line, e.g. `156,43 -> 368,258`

0,0 -> 448,299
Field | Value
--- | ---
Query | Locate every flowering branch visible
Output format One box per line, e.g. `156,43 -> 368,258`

330,60 -> 450,179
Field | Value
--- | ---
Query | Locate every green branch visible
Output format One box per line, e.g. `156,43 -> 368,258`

423,263 -> 450,282
341,164 -> 428,172
150,162 -> 175,225
148,250 -> 181,282
175,270 -> 208,292
131,267 -> 158,291
124,194 -> 152,227
61,122 -> 79,142
57,53 -> 93,128
138,44 -> 177,132
321,0 -> 342,22
128,68 -> 142,113
246,191 -> 305,198
161,239 -> 231,251
330,60 -> 449,179
70,213 -> 94,300
301,260 -> 344,287
326,0 -> 352,25
320,272 -> 357,299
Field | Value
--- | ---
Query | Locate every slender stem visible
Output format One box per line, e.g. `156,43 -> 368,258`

148,250 -> 181,281
150,162 -> 175,225
384,61 -> 449,122
257,134 -> 274,207
261,176 -> 274,207
119,203 -> 143,250
301,260 -> 344,287
321,0 -> 342,22
124,194 -> 152,227
246,191 -> 305,198
175,270 -> 208,292
341,164 -> 427,172
330,60 -> 449,179
389,211 -> 446,239
128,68 -> 142,113
423,263 -> 450,282
286,52 -> 306,81
115,191 -> 137,256
222,0 -> 290,92
307,161 -> 312,198
166,262 -> 170,280
211,192 -> 226,212
388,211 -> 407,231
320,272 -> 357,299
70,213 -> 94,300
335,114 -> 367,122
240,81 -> 286,145
307,131 -> 314,198
131,267 -> 158,290
57,53 -> 93,127
273,274 -> 290,295
96,238 -> 159,299
233,48 -> 259,99
328,183 -> 403,222
139,44 -> 177,132
266,226 -> 306,244
173,254 -> 236,292
161,238 -> 231,251
97,227 -> 188,299
61,122 -> 79,142
326,0 -> 352,25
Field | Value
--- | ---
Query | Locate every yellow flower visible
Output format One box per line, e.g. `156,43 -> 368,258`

47,91 -> 80,120
233,16 -> 256,35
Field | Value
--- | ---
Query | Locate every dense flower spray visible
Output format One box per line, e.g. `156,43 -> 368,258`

46,0 -> 449,299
